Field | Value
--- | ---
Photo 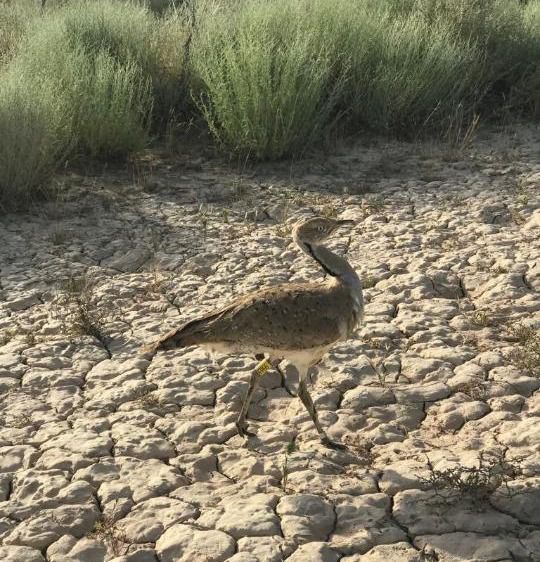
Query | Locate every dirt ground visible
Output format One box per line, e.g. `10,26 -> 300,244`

0,123 -> 539,562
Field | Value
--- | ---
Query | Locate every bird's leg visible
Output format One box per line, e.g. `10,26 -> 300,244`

236,355 -> 279,439
297,367 -> 347,450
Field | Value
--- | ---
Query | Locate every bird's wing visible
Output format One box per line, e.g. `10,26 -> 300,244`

191,282 -> 353,349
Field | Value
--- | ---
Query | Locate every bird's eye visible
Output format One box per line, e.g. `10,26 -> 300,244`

317,226 -> 324,232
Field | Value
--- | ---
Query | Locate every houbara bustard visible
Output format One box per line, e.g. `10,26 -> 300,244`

142,217 -> 363,448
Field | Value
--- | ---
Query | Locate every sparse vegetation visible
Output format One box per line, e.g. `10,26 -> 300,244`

57,275 -> 108,344
0,322 -> 37,347
454,378 -> 489,402
343,435 -> 375,467
421,450 -> 522,505
281,439 -> 296,493
89,506 -> 129,557
361,274 -> 378,290
275,224 -> 292,239
507,322 -> 540,376
132,386 -> 161,408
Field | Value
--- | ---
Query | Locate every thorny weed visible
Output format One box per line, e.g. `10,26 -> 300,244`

275,223 -> 292,239
318,203 -> 339,219
512,176 -> 533,208
421,450 -> 522,506
456,298 -> 505,329
361,195 -> 386,216
467,309 -> 493,328
493,264 -> 509,274
144,266 -> 171,297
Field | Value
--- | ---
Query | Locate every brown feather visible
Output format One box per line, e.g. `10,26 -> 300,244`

144,280 -> 356,355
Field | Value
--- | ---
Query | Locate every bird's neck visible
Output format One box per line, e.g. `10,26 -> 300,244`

299,241 -> 362,293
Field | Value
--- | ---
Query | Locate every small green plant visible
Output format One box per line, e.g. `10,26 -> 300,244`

421,450 -> 521,505
362,195 -> 386,216
319,205 -> 338,219
144,267 -> 170,296
468,310 -> 492,328
275,224 -> 292,239
281,439 -> 296,493
0,322 -> 37,346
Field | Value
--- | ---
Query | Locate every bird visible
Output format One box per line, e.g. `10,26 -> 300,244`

141,217 -> 363,448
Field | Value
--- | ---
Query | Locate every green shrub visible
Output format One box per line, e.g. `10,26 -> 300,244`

0,71 -> 72,210
192,0 -> 539,155
303,0 -> 484,133
191,0 -> 344,160
508,0 -> 540,116
55,0 -> 187,124
0,1 -> 36,65
373,0 -> 540,119
12,1 -> 158,157
150,6 -> 191,124
353,13 -> 483,131
25,0 -> 188,126
72,50 -> 153,158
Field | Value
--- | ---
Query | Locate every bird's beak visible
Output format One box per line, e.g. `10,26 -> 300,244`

337,219 -> 354,227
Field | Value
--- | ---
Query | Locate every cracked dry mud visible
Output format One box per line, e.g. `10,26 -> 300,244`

0,125 -> 539,562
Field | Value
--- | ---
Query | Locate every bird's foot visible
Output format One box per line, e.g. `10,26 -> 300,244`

320,435 -> 348,450
236,420 -> 255,439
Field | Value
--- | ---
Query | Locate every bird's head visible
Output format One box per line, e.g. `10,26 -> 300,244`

292,217 -> 354,246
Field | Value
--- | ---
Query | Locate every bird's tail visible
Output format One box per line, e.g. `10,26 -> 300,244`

139,316 -> 213,360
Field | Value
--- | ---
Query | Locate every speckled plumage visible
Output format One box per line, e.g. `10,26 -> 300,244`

151,279 -> 360,355
142,217 -> 363,447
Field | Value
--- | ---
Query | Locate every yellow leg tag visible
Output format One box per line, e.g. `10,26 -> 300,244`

255,359 -> 272,377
